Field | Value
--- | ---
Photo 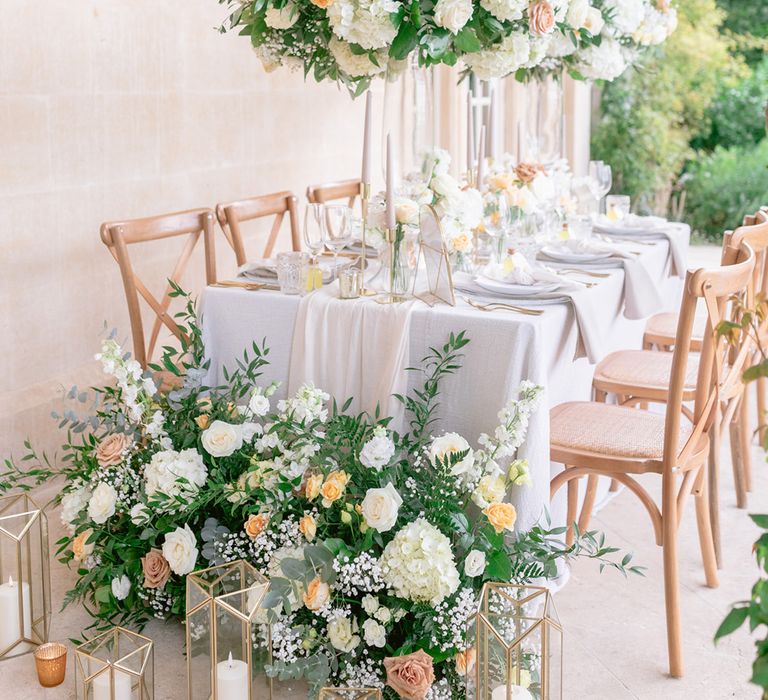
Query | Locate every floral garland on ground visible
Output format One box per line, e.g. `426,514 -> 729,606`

217,0 -> 677,93
6,287 -> 641,699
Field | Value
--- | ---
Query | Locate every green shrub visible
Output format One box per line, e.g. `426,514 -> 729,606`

716,0 -> 768,67
684,139 -> 768,242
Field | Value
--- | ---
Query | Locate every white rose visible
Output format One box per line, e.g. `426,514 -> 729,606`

434,0 -> 473,34
162,524 -> 199,576
429,433 -> 475,482
361,483 -> 403,533
362,618 -> 387,648
241,422 -> 262,443
464,549 -> 487,577
130,503 -> 151,525
471,473 -> 507,509
583,5 -> 604,34
264,2 -> 298,29
60,486 -> 91,529
566,0 -> 589,28
87,482 -> 118,525
360,427 -> 395,471
327,617 -> 360,652
431,173 -> 462,200
395,198 -> 420,226
111,574 -> 131,601
362,594 -> 380,615
201,420 -> 243,458
248,392 -> 270,417
374,606 -> 391,623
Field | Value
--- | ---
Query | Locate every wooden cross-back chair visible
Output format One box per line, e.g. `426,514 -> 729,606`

215,191 -> 301,267
100,208 -> 217,371
550,241 -> 755,679
306,179 -> 361,208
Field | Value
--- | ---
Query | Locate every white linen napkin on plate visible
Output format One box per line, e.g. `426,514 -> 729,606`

288,285 -> 415,424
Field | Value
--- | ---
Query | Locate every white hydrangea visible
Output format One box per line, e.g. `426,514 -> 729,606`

144,448 -> 207,505
524,35 -> 554,69
327,0 -> 401,50
634,5 -> 677,46
576,37 -> 628,81
478,0 -> 526,23
60,485 -> 91,531
462,32 -> 531,80
359,426 -> 395,470
329,38 -> 389,78
277,383 -> 330,423
379,518 -> 460,605
603,0 -> 646,36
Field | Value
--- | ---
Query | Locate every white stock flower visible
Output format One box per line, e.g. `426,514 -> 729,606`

462,32 -> 531,80
464,550 -> 486,577
88,482 -> 118,525
327,0 -> 401,50
380,518 -> 460,605
479,0 -> 526,23
434,0 -> 473,34
362,618 -> 387,647
201,420 -> 244,458
162,524 -> 199,576
361,483 -> 402,533
129,503 -> 151,525
328,616 -> 360,652
60,486 -> 91,530
111,574 -> 131,601
329,38 -> 389,78
360,426 -> 395,470
278,383 -> 330,423
429,433 -> 476,485
144,448 -> 207,504
265,2 -> 299,29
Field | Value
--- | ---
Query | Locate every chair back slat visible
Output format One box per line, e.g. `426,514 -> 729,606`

100,208 -> 217,368
306,179 -> 361,208
215,191 -> 300,266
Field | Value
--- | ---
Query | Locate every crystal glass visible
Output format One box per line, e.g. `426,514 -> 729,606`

566,214 -> 593,241
588,160 -> 613,213
482,191 -> 509,263
276,251 -> 310,295
304,203 -> 326,262
324,204 -> 352,267
605,195 -> 631,222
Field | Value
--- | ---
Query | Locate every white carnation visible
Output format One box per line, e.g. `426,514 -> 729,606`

264,2 -> 299,29
380,518 -> 460,605
360,426 -> 395,470
434,0 -> 473,34
201,420 -> 243,458
462,32 -> 531,80
362,618 -> 387,647
87,482 -> 117,525
327,0 -> 401,50
60,486 -> 91,530
162,524 -> 199,576
144,448 -> 207,505
479,0 -> 526,23
111,574 -> 131,601
329,38 -> 389,78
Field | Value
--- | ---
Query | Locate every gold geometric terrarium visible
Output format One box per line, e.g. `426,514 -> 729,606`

186,560 -> 271,700
466,583 -> 563,700
318,689 -> 383,700
74,626 -> 154,699
0,493 -> 51,659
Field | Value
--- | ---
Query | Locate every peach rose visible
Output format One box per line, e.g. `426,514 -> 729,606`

483,502 -> 517,533
95,433 -> 130,467
305,474 -> 323,501
455,647 -> 477,676
303,576 -> 331,610
195,414 -> 210,430
528,1 -> 555,34
384,649 -> 435,700
320,471 -> 349,507
245,513 -> 269,540
488,172 -> 516,194
72,529 -> 94,561
514,162 -> 544,184
141,548 -> 171,589
299,514 -> 317,542
310,0 -> 334,7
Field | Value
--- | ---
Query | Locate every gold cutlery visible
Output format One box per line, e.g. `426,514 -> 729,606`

463,297 -> 544,316
558,269 -> 611,278
210,280 -> 280,291
554,272 -> 596,288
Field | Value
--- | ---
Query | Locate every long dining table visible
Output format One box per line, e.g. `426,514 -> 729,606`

201,230 -> 689,531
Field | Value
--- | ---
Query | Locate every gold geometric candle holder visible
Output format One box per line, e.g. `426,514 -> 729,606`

466,583 -> 563,700
74,626 -> 154,699
186,560 -> 271,700
318,689 -> 383,700
0,493 -> 51,659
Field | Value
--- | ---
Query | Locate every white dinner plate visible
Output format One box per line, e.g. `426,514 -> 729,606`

539,245 -> 614,263
475,276 -> 561,297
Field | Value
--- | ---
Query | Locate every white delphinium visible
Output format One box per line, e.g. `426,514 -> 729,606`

144,448 -> 207,507
95,338 -> 155,422
380,518 -> 460,605
145,410 -> 172,449
327,0 -> 401,50
478,0 -> 526,23
277,383 -> 330,423
462,32 -> 531,79
60,483 -> 91,532
359,426 -> 396,471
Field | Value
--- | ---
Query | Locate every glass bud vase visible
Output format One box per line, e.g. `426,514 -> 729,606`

519,73 -> 564,165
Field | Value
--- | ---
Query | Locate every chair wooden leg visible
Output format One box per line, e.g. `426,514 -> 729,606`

609,479 -> 620,493
740,395 -> 753,493
643,337 -> 652,350
578,475 -> 598,534
729,403 -> 748,509
708,406 -> 723,569
662,478 -> 684,678
566,474 -> 578,548
694,468 -> 719,589
757,376 -> 766,445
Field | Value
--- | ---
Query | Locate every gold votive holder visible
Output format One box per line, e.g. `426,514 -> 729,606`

339,268 -> 362,299
34,642 -> 67,687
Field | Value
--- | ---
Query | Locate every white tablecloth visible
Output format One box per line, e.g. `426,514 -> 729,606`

201,230 -> 689,530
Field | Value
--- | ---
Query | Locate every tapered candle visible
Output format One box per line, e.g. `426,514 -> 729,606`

516,121 -> 522,162
476,126 -> 486,192
488,87 -> 497,161
386,133 -> 396,231
361,91 -> 372,185
0,576 -> 31,653
467,89 -> 475,174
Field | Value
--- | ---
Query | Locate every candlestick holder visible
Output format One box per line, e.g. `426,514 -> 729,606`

318,688 -> 382,700
74,627 -> 153,700
186,560 -> 271,700
358,182 -> 376,297
466,583 -> 563,700
0,493 -> 51,660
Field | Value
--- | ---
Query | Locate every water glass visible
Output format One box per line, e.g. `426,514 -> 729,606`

304,203 -> 326,262
606,195 -> 631,222
324,204 -> 352,266
276,251 -> 310,295
339,268 -> 362,299
567,214 -> 593,240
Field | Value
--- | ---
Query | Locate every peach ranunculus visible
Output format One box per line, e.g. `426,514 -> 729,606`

95,433 -> 130,467
483,502 -> 517,533
514,162 -> 544,184
244,513 -> 270,540
141,548 -> 172,589
320,471 -> 349,507
299,514 -> 317,542
72,529 -> 94,561
305,474 -> 323,501
455,647 -> 477,676
384,649 -> 435,700
303,576 -> 331,610
528,0 -> 555,34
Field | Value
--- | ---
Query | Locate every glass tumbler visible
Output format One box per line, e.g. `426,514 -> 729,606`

276,252 -> 310,295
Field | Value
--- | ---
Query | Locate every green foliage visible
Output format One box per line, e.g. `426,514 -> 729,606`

683,138 -> 768,241
716,0 -> 768,67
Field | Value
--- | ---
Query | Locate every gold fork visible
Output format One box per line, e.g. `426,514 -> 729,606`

557,268 -> 611,279
463,297 -> 544,316
210,280 -> 280,291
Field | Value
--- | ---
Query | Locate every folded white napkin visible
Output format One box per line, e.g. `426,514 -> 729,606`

238,257 -> 353,284
542,237 -> 635,259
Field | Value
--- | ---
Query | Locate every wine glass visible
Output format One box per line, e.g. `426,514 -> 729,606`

304,203 -> 325,264
482,191 -> 509,262
323,204 -> 352,269
588,160 -> 613,214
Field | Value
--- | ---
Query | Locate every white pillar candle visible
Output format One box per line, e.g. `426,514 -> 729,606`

476,126 -> 486,192
0,576 -> 31,653
92,668 -> 132,700
385,133 -> 396,231
491,684 -> 534,700
216,652 -> 249,700
361,91 -> 372,186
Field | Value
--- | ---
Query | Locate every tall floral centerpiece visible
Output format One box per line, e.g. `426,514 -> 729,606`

3,289 -> 641,698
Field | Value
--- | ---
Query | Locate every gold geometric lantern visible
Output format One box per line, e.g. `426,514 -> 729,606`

466,583 -> 563,700
186,560 -> 271,700
318,689 -> 383,700
74,626 -> 154,699
0,493 -> 51,659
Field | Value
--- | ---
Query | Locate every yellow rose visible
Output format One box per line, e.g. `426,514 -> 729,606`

325,470 -> 350,487
320,481 -> 344,508
195,414 -> 210,430
455,647 -> 476,676
244,513 -> 269,540
303,576 -> 331,610
483,502 -> 517,533
299,514 -> 317,542
72,529 -> 94,561
305,474 -> 323,501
